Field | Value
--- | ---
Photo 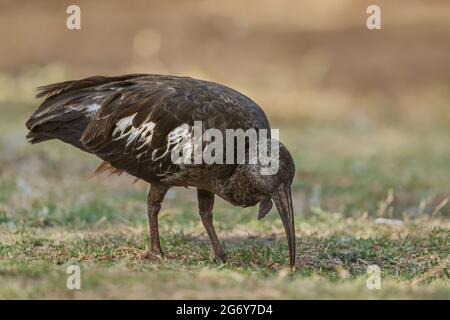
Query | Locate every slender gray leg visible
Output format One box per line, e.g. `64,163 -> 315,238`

197,189 -> 226,262
146,184 -> 168,256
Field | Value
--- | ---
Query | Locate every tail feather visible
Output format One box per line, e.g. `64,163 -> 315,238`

26,100 -> 91,150
27,75 -> 145,150
26,131 -> 53,144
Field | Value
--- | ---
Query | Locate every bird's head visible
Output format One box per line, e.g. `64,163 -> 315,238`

251,141 -> 296,268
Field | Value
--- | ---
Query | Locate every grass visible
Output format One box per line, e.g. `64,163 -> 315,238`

0,216 -> 448,299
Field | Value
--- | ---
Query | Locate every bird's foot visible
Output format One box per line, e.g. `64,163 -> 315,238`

213,251 -> 227,264
140,249 -> 164,260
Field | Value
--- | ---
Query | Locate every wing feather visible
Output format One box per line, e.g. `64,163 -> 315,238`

73,75 -> 271,184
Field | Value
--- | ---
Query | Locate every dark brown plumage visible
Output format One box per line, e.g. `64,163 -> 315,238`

26,74 -> 296,267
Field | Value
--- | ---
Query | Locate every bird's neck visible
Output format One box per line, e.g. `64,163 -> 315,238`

217,164 -> 264,207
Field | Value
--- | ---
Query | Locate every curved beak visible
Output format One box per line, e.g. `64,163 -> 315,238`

271,183 -> 296,269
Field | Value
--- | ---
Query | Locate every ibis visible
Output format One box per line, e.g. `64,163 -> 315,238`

25,74 -> 296,267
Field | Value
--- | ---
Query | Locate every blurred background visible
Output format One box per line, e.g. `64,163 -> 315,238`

1,0 -> 449,218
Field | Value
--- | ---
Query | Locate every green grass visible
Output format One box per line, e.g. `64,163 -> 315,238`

0,216 -> 448,299
0,103 -> 449,299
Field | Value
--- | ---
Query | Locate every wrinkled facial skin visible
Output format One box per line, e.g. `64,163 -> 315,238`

257,142 -> 296,195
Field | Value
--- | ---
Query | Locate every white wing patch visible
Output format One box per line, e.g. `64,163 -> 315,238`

113,116 -> 192,164
137,121 -> 156,149
113,114 -> 136,143
113,113 -> 156,149
168,124 -> 191,145
85,103 -> 101,114
151,123 -> 191,161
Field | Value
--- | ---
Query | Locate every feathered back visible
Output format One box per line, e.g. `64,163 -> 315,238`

35,74 -> 146,99
26,74 -> 271,185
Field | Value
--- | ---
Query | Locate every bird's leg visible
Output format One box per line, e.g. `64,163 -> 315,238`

197,189 -> 226,263
146,184 -> 168,257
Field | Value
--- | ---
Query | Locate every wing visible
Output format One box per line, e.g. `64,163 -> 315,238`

79,75 -> 271,185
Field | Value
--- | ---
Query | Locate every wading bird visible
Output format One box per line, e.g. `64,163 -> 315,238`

25,74 -> 296,267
